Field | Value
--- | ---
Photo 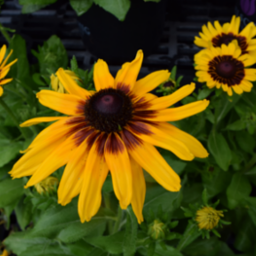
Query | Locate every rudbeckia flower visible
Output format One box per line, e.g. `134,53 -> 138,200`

196,206 -> 224,230
0,44 -> 18,96
194,15 -> 256,56
195,42 -> 256,96
10,50 -> 209,223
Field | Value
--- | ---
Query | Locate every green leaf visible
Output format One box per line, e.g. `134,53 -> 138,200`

15,197 -> 33,230
244,197 -> 256,227
93,0 -> 131,21
235,131 -> 255,154
123,206 -> 138,256
207,131 -> 232,171
70,0 -> 93,16
21,3 -> 48,13
197,88 -> 212,100
139,244 -> 182,256
66,240 -> 95,256
0,164 -> 11,180
0,178 -> 24,207
226,119 -> 246,131
57,218 -> 107,243
84,231 -> 125,254
226,173 -> 252,209
176,222 -> 201,252
202,188 -> 208,205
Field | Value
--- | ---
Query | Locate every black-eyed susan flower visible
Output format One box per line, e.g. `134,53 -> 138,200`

10,50 -> 209,223
0,249 -> 8,256
195,42 -> 256,96
51,70 -> 79,93
0,44 -> 18,96
196,206 -> 224,230
34,176 -> 59,194
194,15 -> 256,56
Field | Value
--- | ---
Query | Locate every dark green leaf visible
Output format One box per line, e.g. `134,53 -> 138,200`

21,3 -> 48,13
0,178 -> 24,207
57,218 -> 107,243
66,240 -> 95,256
202,188 -> 208,205
207,131 -> 232,171
15,197 -> 33,230
226,119 -> 246,131
235,131 -> 255,153
0,164 -> 11,180
70,0 -> 93,16
123,206 -> 138,256
226,173 -> 252,209
197,88 -> 212,100
93,0 -> 131,21
176,222 -> 201,252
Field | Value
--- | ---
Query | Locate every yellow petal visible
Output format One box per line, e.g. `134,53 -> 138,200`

94,59 -> 115,91
129,141 -> 181,191
240,80 -> 253,92
0,58 -> 17,71
130,156 -> 146,224
147,100 -> 210,122
0,67 -> 10,80
148,83 -> 195,110
158,122 -> 209,158
20,116 -> 68,127
0,44 -> 7,65
58,139 -> 88,206
0,78 -> 12,86
127,122 -> 194,161
78,134 -> 109,222
104,132 -> 132,209
115,50 -> 143,91
0,86 -> 3,96
25,136 -> 76,188
56,68 -> 91,98
132,70 -> 170,96
214,21 -> 223,34
232,85 -> 243,94
36,90 -> 84,115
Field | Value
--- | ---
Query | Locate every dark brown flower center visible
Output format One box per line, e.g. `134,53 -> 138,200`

84,88 -> 133,133
212,33 -> 248,54
208,55 -> 245,86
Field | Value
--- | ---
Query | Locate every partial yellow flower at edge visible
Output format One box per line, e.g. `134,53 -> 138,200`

50,70 -> 80,93
34,176 -> 59,194
0,44 -> 18,96
196,206 -> 224,230
0,249 -> 8,256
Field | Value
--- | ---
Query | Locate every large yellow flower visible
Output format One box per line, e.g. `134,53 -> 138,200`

195,42 -> 256,96
0,44 -> 18,96
194,15 -> 256,56
10,50 -> 209,223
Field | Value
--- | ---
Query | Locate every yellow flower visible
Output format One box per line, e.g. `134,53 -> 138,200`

196,206 -> 224,230
50,70 -> 79,93
10,50 -> 209,223
195,42 -> 256,96
194,15 -> 256,56
0,249 -> 8,256
0,45 -> 18,96
34,176 -> 59,194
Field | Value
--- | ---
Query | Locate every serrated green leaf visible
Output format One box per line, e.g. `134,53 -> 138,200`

226,173 -> 252,209
0,178 -> 24,207
70,0 -> 93,16
93,0 -> 131,21
57,218 -> 107,243
123,206 -> 138,256
207,131 -> 232,171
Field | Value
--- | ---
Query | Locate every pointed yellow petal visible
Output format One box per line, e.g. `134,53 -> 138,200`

147,100 -> 210,122
58,139 -> 89,206
25,136 -> 76,188
115,50 -> 143,91
56,68 -> 91,98
0,45 -> 7,65
78,134 -> 109,222
127,122 -> 194,161
240,80 -> 253,92
130,156 -> 145,224
104,133 -> 132,209
94,59 -> 114,91
148,83 -> 195,110
36,90 -> 84,115
0,67 -> 10,80
0,78 -> 13,86
132,70 -> 170,96
214,21 -> 223,34
0,58 -> 17,71
20,116 -> 68,127
158,122 -> 209,158
232,85 -> 243,94
0,86 -> 3,96
129,141 -> 181,191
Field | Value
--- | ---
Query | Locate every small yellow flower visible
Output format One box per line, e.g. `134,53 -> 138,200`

196,206 -> 224,230
51,70 -> 79,93
0,44 -> 18,96
0,249 -> 8,256
148,219 -> 166,240
34,176 -> 59,194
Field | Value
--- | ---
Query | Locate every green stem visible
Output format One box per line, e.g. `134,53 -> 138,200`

0,97 -> 30,140
0,23 -> 11,43
112,206 -> 123,234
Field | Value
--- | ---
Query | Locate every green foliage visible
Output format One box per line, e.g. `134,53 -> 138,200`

69,0 -> 93,16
